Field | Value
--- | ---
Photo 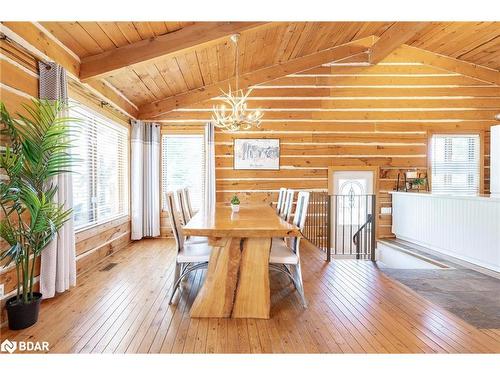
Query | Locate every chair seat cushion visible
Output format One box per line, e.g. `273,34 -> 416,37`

270,239 -> 298,265
177,243 -> 212,263
185,236 -> 208,244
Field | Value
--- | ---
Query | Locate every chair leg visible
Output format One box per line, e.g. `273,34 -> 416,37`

293,261 -> 307,308
283,264 -> 299,290
168,262 -> 182,305
181,263 -> 190,283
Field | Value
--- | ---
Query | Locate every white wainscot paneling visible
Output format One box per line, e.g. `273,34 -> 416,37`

391,192 -> 500,272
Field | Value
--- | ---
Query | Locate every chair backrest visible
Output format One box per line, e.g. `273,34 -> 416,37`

182,187 -> 194,218
281,189 -> 295,222
175,189 -> 189,225
293,191 -> 310,230
288,191 -> 310,253
165,191 -> 184,252
276,187 -> 287,214
162,191 -> 168,211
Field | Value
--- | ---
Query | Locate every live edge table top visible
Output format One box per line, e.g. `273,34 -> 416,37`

183,204 -> 301,238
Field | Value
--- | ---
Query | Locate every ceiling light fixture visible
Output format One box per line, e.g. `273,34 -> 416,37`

211,34 -> 263,132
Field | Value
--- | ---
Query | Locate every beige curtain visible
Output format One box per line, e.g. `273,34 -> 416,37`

203,122 -> 216,214
131,120 -> 161,240
38,61 -> 76,299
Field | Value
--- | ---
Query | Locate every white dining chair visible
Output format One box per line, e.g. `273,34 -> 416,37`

280,189 -> 295,222
165,192 -> 212,304
269,191 -> 310,307
276,187 -> 287,214
175,188 -> 207,244
175,188 -> 190,225
182,187 -> 194,218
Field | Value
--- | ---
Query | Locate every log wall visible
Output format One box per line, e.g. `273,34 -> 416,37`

158,47 -> 498,238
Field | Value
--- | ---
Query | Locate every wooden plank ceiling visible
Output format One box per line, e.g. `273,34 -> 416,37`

33,21 -> 500,116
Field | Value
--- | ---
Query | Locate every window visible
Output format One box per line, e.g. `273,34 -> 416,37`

337,179 -> 368,225
70,102 -> 129,230
162,134 -> 204,211
430,134 -> 480,195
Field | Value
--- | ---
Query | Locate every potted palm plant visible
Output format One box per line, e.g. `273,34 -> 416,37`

0,99 -> 75,330
230,195 -> 240,213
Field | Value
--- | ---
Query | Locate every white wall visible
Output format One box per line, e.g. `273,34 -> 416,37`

491,125 -> 500,195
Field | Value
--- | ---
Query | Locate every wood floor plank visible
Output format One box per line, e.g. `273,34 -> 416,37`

205,318 -> 219,353
214,318 -> 228,353
302,249 -> 439,353
334,259 -> 468,352
311,254 -> 465,352
158,270 -> 202,353
338,258 -> 500,352
120,259 -> 177,353
226,318 -> 241,353
193,318 -> 210,353
247,319 -> 263,353
3,238 -> 499,354
7,242 -> 156,350
170,270 -> 204,353
235,319 -> 251,353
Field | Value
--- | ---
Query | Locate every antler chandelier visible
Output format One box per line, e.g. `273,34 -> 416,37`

212,34 -> 263,132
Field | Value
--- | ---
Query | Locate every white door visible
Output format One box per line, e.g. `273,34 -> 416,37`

331,170 -> 375,256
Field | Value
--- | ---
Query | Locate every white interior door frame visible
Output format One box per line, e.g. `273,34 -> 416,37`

328,166 -> 379,195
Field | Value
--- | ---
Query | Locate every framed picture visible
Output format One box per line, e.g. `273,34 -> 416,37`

233,138 -> 280,170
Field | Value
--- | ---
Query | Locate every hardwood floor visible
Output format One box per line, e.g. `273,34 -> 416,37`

2,238 -> 500,353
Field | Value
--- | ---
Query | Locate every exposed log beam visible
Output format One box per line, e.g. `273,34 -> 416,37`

369,22 -> 430,64
138,37 -> 375,119
1,22 -> 138,118
80,22 -> 271,82
390,44 -> 500,85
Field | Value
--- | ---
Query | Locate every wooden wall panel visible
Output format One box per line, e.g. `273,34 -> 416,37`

0,41 -> 132,324
161,47 -> 499,241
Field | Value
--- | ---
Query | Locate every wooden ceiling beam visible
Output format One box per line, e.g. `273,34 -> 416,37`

369,22 -> 430,64
138,36 -> 375,119
1,22 -> 138,118
79,22 -> 271,82
390,44 -> 500,85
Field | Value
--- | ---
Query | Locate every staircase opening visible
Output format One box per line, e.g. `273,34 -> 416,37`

304,167 -> 378,261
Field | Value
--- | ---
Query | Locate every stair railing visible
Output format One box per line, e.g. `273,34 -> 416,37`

353,213 -> 374,260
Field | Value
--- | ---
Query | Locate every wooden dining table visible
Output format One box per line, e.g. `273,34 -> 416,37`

183,204 -> 301,319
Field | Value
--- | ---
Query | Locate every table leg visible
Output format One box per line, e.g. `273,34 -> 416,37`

232,237 -> 271,319
190,237 -> 241,318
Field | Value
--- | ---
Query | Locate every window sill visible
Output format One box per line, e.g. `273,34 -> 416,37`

75,213 -> 130,234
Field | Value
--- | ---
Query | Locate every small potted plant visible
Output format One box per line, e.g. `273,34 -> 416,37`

230,195 -> 240,213
412,178 -> 426,190
0,100 -> 75,330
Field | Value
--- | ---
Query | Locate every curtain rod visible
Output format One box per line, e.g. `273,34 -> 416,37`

0,32 -> 51,66
1,31 -> 123,118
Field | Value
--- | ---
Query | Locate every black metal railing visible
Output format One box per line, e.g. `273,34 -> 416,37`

304,192 -> 376,262
353,214 -> 375,260
331,194 -> 376,261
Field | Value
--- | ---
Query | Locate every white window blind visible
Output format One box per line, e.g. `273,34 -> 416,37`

162,135 -> 204,211
70,102 -> 129,230
431,134 -> 480,195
